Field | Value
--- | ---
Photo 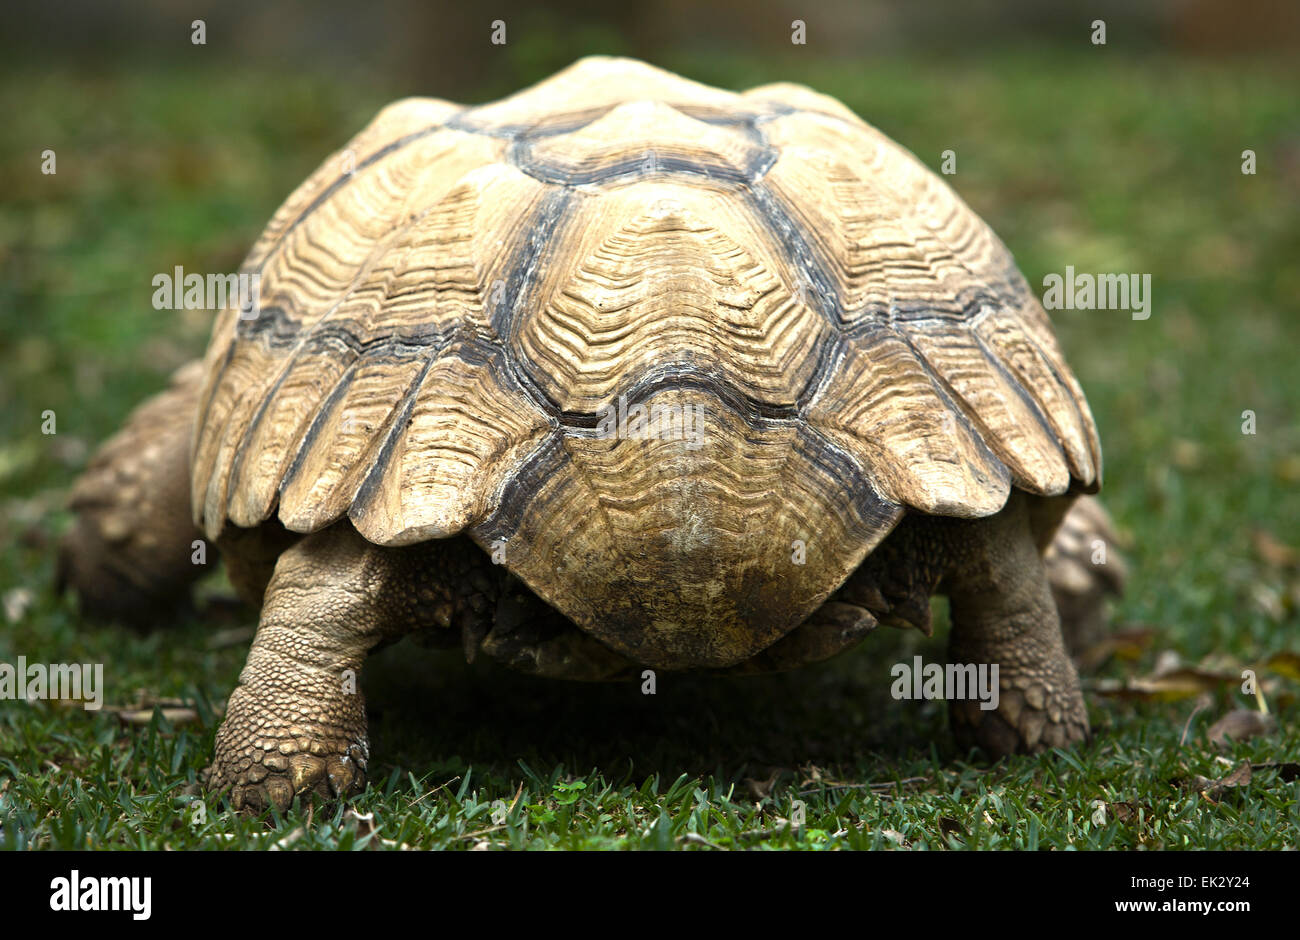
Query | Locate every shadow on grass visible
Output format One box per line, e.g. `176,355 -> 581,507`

362,627 -> 955,791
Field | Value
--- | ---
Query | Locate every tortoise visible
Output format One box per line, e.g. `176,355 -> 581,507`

60,57 -> 1121,813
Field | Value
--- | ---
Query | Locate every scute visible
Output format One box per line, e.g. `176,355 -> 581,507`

466,387 -> 903,669
456,56 -> 756,134
346,341 -> 552,545
806,330 -> 1012,516
191,54 -> 1102,614
517,100 -> 771,185
509,181 -> 827,413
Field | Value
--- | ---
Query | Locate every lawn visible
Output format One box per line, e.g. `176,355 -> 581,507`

1,46 -> 1298,849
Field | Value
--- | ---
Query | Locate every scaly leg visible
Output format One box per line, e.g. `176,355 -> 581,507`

58,360 -> 207,623
944,492 -> 1090,756
206,523 -> 496,813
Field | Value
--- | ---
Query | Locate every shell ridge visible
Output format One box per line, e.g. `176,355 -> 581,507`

193,59 -> 1102,560
253,121 -> 454,274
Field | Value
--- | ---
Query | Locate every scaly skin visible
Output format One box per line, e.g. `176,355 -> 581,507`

838,493 -> 1089,757
57,360 -> 209,624
1044,495 -> 1128,659
61,372 -> 1105,809
942,492 -> 1090,755
205,526 -> 379,811
205,492 -> 1086,814
205,525 -> 502,813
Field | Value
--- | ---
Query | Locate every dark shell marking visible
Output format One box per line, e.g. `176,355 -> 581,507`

192,57 -> 1100,667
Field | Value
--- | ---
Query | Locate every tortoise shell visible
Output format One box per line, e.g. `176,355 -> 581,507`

192,57 -> 1099,670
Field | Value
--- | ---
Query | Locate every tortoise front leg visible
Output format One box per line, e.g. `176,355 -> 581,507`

943,492 -> 1089,757
206,523 -> 493,813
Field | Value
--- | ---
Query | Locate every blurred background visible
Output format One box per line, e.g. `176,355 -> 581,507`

1,0 -> 1298,798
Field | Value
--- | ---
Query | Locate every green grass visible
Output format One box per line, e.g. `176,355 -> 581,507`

1,48 -> 1298,849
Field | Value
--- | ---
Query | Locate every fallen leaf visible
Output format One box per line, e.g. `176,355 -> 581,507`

1263,650 -> 1300,680
102,694 -> 215,726
743,768 -> 782,801
109,706 -> 200,726
677,832 -> 725,850
1206,709 -> 1276,747
938,816 -> 964,839
1172,439 -> 1202,470
1090,666 -> 1237,701
796,775 -> 929,796
1253,529 -> 1299,568
1218,761 -> 1252,789
1251,762 -> 1300,782
1275,455 -> 1300,485
799,764 -> 825,787
1181,761 -> 1252,802
1077,627 -> 1158,671
1109,801 -> 1141,822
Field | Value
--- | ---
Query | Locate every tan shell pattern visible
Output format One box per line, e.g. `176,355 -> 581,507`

192,57 -> 1100,667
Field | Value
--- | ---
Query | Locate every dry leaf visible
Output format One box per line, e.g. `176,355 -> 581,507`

1091,667 -> 1236,701
743,768 -> 782,801
1153,649 -> 1182,673
799,764 -> 825,787
103,693 -> 218,726
1217,761 -> 1252,789
1263,650 -> 1300,679
1206,709 -> 1276,747
1182,761 -> 1252,802
1251,762 -> 1300,782
1109,801 -> 1141,822
1172,439 -> 1203,470
1077,627 -> 1158,671
938,816 -> 964,839
1093,800 -> 1143,825
1253,529 -> 1299,568
110,706 -> 200,726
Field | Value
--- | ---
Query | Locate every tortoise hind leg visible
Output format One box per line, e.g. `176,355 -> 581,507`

58,360 -> 208,624
943,491 -> 1089,757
